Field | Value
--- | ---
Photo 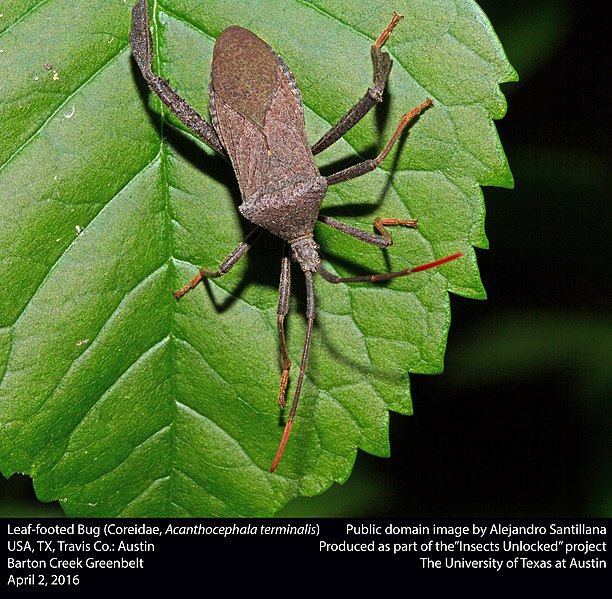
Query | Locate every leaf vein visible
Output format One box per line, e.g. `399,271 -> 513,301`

67,337 -> 172,439
0,165 -> 158,392
176,401 -> 276,496
0,45 -> 130,175
174,468 -> 243,517
116,474 -> 171,516
61,426 -> 171,493
0,0 -> 50,38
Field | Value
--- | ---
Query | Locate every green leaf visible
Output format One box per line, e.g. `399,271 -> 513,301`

0,0 -> 515,516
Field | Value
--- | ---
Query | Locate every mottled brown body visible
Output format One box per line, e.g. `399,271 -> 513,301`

130,0 -> 463,472
211,26 -> 327,268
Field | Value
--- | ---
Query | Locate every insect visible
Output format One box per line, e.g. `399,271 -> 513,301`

130,0 -> 463,472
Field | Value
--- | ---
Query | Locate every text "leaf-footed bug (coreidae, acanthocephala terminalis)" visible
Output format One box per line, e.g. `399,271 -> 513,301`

130,0 -> 464,472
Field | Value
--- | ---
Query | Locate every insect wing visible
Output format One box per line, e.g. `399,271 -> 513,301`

210,26 -> 317,199
212,26 -> 277,131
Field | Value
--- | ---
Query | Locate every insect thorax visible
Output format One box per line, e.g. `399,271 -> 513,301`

239,175 -> 327,244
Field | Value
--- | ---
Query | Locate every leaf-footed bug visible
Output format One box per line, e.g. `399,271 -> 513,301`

130,0 -> 464,472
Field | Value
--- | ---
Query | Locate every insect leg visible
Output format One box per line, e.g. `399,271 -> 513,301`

130,0 -> 226,155
276,244 -> 292,407
174,227 -> 263,300
310,13 -> 402,156
318,215 -> 418,248
325,99 -> 433,185
270,271 -> 316,473
316,252 -> 464,284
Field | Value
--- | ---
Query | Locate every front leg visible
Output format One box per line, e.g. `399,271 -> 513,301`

310,13 -> 403,156
130,0 -> 226,156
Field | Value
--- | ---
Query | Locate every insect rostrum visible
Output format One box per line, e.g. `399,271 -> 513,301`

130,0 -> 463,473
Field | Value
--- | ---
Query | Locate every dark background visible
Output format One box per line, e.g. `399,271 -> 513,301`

2,0 -> 610,517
